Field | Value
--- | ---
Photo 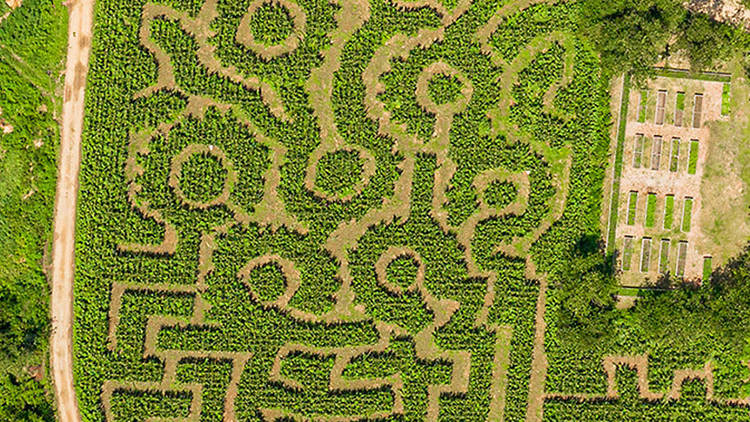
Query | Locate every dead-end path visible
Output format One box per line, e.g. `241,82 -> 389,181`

51,1 -> 93,421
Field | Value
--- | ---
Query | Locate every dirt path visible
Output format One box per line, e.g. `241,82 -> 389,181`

50,1 -> 93,421
687,0 -> 750,29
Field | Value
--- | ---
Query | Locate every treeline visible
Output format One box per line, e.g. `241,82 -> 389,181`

577,0 -> 749,83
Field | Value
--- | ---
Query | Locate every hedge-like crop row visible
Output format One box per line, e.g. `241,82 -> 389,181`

73,0 -> 749,420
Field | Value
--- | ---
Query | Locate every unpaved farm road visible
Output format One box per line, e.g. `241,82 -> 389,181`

51,1 -> 93,422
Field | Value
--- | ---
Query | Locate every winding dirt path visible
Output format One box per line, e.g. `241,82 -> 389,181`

50,1 -> 93,421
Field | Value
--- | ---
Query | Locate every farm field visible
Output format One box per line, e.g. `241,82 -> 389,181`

66,0 -> 750,420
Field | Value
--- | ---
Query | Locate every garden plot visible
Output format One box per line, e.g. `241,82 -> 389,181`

607,71 -> 733,287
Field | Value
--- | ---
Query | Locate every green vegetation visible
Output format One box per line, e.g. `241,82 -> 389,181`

621,237 -> 633,272
669,137 -> 680,172
427,73 -> 462,105
178,153 -> 229,203
245,262 -> 287,302
645,193 -> 656,227
606,74 -> 632,252
0,0 -> 67,419
663,195 -> 674,229
637,89 -> 647,122
702,256 -> 712,281
640,238 -> 651,272
681,197 -> 693,232
247,1 -> 295,46
721,83 -> 730,115
314,150 -> 365,199
659,239 -> 669,274
483,180 -> 517,210
687,140 -> 698,175
577,0 -> 748,83
676,91 -> 685,111
385,255 -> 419,291
627,191 -> 637,225
70,0 -> 750,420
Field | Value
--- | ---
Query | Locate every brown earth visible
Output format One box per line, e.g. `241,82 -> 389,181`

50,1 -> 94,422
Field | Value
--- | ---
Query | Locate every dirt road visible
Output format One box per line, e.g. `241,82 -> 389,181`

50,1 -> 93,421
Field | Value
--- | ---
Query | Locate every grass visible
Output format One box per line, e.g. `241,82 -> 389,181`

681,197 -> 693,232
645,193 -> 656,227
688,140 -> 698,175
663,195 -> 674,229
676,91 -> 685,111
633,135 -> 643,168
622,237 -> 634,271
640,238 -> 651,272
606,74 -> 631,253
654,67 -> 731,82
721,83 -> 730,116
702,256 -> 712,281
659,239 -> 669,274
627,191 -> 637,225
637,89 -> 647,123
0,0 -> 67,419
669,138 -> 680,172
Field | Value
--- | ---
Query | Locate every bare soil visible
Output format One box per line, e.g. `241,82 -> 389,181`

612,74 -> 736,286
50,1 -> 94,422
687,0 -> 750,30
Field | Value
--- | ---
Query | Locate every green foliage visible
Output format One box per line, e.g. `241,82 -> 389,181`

576,0 -> 747,82
663,195 -> 674,229
385,255 -> 419,291
674,13 -> 741,72
178,153 -> 228,203
645,193 -> 656,227
669,138 -> 680,172
721,83 -> 730,116
0,374 -> 54,422
314,150 -> 364,199
427,73 -> 462,105
577,0 -> 686,82
245,263 -> 287,302
676,91 -> 685,111
702,256 -> 712,281
681,198 -> 693,232
72,0 -> 750,420
247,1 -> 295,46
0,0 -> 66,418
554,237 -> 617,344
687,140 -> 698,175
483,180 -> 517,210
627,191 -> 637,225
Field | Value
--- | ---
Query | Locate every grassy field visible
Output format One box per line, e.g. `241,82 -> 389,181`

0,0 -> 67,419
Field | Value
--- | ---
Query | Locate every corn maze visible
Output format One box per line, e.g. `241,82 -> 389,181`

74,0 -> 750,420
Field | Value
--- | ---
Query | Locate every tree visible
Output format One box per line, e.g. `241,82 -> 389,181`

0,374 -> 54,422
555,235 -> 618,346
674,13 -> 742,72
577,0 -> 687,83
